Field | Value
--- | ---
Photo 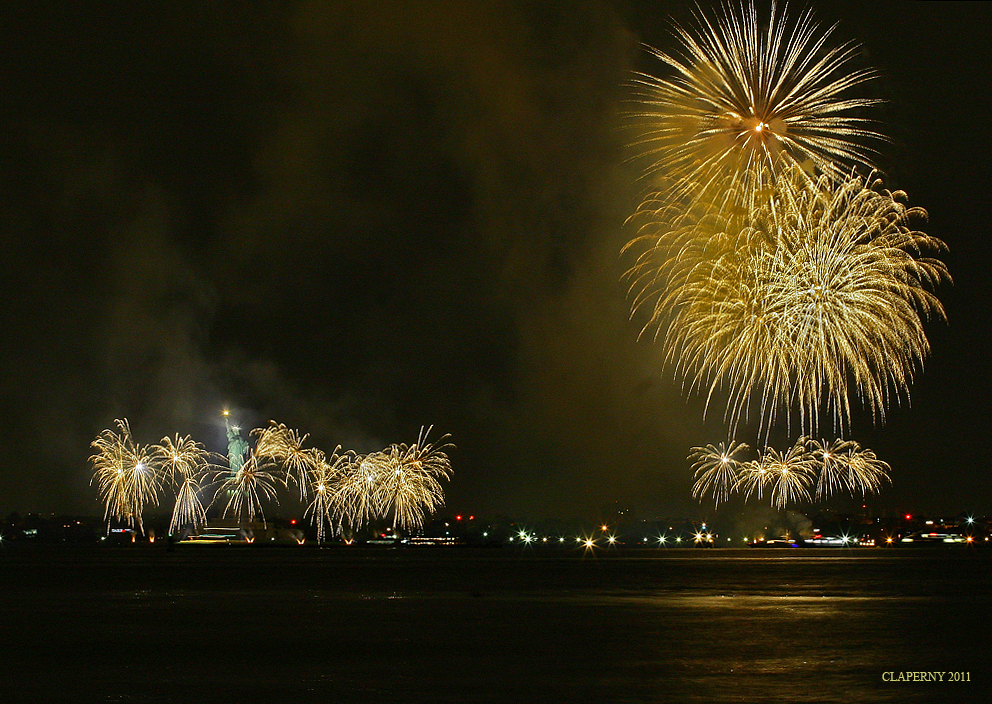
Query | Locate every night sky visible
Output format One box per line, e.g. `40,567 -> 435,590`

2,1 -> 989,521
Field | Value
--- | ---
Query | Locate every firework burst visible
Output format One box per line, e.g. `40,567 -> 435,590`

814,438 -> 892,497
252,422 -> 324,500
90,419 -> 163,535
761,437 -> 816,509
689,440 -> 749,507
329,452 -> 391,534
151,434 -> 214,535
630,168 -> 948,437
627,0 -> 882,213
303,446 -> 355,543
377,427 -> 454,531
211,453 -> 284,529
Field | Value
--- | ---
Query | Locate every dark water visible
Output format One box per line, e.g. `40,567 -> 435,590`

2,546 -> 989,703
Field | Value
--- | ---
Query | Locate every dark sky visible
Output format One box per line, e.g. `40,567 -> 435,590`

2,1 -> 989,521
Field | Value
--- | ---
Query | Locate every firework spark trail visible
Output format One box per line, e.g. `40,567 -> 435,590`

90,419 -> 162,535
626,0 -> 882,214
689,440 -> 749,507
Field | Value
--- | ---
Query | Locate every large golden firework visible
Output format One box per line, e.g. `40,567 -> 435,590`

632,168 -> 948,437
627,1 -> 881,213
90,419 -> 162,535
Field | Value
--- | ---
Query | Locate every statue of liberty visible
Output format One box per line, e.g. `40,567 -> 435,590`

223,411 -> 249,475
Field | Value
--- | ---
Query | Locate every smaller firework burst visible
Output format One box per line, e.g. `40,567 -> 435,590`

152,434 -> 214,535
689,440 -> 749,507
90,419 -> 163,535
252,422 -> 324,500
210,453 -> 284,529
304,446 -> 355,543
763,437 -> 816,509
377,427 -> 454,531
329,451 -> 391,534
836,441 -> 892,496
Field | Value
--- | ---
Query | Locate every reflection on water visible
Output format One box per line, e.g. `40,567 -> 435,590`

2,548 -> 988,703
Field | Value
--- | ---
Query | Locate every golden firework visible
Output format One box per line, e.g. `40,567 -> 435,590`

211,453 -> 284,529
327,427 -> 454,534
689,440 -> 749,507
377,427 -> 454,531
631,168 -> 948,437
329,451 -> 391,534
303,446 -> 355,543
693,435 -> 891,508
761,437 -> 816,509
627,1 -> 882,213
90,419 -> 162,535
252,421 -> 324,500
151,434 -> 214,535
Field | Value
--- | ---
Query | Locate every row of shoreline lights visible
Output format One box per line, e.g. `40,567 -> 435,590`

508,524 -> 714,547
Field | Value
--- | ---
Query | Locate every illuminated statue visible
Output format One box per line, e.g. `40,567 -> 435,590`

224,412 -> 249,475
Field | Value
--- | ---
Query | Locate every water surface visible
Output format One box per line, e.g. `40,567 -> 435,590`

2,546 -> 987,702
